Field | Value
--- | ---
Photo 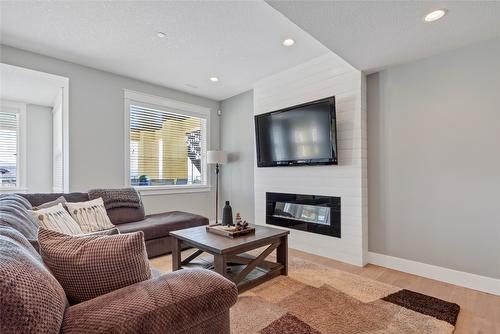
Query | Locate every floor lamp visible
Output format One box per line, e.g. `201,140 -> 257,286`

207,150 -> 227,224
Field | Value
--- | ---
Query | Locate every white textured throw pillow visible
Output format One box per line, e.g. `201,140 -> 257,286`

66,198 -> 115,233
29,203 -> 83,235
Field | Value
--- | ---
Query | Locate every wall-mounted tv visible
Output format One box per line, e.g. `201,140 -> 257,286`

255,96 -> 337,167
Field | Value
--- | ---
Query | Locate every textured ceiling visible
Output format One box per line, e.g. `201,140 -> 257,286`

0,1 -> 331,101
267,1 -> 500,72
0,64 -> 66,106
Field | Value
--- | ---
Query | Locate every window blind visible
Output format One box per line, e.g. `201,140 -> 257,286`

0,111 -> 19,188
129,104 -> 206,186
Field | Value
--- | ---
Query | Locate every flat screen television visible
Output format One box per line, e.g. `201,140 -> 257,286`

255,96 -> 337,167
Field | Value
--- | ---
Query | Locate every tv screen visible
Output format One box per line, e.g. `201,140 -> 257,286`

255,96 -> 337,167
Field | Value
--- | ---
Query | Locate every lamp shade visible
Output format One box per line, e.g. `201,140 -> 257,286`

207,150 -> 228,164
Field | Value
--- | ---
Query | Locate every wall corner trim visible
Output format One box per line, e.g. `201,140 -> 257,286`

368,252 -> 500,296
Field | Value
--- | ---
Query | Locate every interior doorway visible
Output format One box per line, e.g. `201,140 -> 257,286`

0,63 -> 69,193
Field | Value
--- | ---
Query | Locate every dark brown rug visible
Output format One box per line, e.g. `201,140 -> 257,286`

383,289 -> 460,326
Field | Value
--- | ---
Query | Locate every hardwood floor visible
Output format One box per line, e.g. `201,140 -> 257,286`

150,248 -> 500,334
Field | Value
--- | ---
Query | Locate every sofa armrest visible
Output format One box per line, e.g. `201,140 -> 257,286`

61,269 -> 238,334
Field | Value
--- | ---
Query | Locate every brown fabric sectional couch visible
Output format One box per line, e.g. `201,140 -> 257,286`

20,192 -> 209,258
0,194 -> 238,334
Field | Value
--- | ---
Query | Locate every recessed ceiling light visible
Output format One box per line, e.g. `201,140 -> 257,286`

424,9 -> 447,22
210,77 -> 219,82
156,32 -> 167,38
282,38 -> 295,47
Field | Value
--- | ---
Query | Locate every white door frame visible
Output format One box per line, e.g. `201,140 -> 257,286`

0,63 -> 70,192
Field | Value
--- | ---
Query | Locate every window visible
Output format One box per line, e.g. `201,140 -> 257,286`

125,90 -> 209,193
0,101 -> 26,191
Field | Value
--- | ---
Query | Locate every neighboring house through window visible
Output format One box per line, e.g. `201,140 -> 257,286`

124,90 -> 210,194
0,100 -> 26,192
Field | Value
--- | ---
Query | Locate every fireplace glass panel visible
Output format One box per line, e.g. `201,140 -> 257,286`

273,202 -> 330,225
266,192 -> 340,238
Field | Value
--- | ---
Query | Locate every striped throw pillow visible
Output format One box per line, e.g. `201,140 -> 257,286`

66,198 -> 115,233
29,203 -> 83,235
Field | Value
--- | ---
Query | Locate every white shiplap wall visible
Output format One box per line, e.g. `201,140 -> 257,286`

253,53 -> 368,266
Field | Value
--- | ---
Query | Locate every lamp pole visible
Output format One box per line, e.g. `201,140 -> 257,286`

207,150 -> 227,224
215,163 -> 220,224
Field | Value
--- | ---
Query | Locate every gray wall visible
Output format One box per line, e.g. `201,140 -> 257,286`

26,104 -> 52,193
220,90 -> 254,223
367,37 -> 500,279
1,45 -> 220,218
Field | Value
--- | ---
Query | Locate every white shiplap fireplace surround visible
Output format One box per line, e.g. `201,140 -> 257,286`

253,53 -> 368,266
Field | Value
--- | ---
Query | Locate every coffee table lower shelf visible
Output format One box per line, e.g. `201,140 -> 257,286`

181,254 -> 285,293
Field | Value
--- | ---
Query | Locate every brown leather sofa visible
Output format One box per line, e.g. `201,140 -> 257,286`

0,194 -> 238,334
20,192 -> 209,258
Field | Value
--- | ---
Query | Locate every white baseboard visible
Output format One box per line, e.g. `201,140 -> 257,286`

368,252 -> 500,296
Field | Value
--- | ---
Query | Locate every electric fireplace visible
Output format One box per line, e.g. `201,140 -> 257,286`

266,192 -> 340,238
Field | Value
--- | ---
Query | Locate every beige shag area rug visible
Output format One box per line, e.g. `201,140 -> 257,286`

230,256 -> 460,334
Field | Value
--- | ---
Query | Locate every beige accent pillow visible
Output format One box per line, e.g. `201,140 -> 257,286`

66,198 -> 115,233
29,203 -> 83,235
38,228 -> 151,304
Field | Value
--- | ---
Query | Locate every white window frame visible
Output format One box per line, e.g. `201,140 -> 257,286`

123,89 -> 211,196
0,100 -> 27,193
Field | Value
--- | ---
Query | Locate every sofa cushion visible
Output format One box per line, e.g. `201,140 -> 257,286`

88,188 -> 141,210
39,229 -> 151,304
60,269 -> 238,334
66,198 -> 115,233
21,192 -> 147,225
116,211 -> 209,240
0,226 -> 68,334
33,195 -> 67,210
29,203 -> 84,235
106,206 -> 146,225
20,192 -> 90,207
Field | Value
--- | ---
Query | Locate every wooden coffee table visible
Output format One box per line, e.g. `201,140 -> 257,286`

170,224 -> 289,293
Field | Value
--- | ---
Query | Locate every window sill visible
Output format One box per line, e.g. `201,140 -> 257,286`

134,185 -> 211,196
0,188 -> 27,194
